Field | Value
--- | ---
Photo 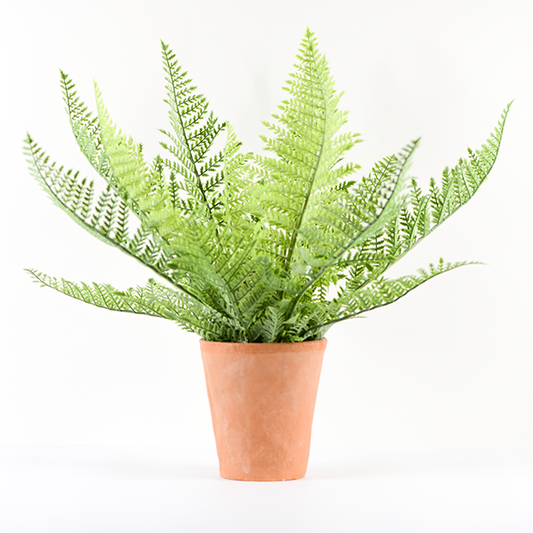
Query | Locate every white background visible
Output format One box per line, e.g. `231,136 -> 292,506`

1,0 -> 532,531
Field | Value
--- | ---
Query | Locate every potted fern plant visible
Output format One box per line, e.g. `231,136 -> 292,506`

26,29 -> 510,481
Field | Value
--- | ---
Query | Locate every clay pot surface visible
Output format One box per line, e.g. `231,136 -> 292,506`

200,339 -> 327,481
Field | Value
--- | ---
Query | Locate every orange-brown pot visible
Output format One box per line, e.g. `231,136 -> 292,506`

200,338 -> 327,482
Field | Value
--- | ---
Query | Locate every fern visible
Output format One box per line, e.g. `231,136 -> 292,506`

26,30 -> 511,342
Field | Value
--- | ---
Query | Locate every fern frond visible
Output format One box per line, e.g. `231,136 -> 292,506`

60,71 -> 112,182
95,84 -> 152,203
26,269 -> 177,318
286,139 -> 418,319
25,133 -> 125,244
24,135 -> 214,308
94,85 -> 190,243
256,29 -> 361,272
26,269 -> 247,340
375,102 -> 513,273
319,259 -> 477,330
217,123 -> 257,230
160,40 -> 226,217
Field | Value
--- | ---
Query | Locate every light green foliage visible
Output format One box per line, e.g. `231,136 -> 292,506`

25,30 -> 511,342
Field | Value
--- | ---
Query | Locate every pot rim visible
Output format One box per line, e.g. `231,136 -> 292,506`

199,338 -> 327,354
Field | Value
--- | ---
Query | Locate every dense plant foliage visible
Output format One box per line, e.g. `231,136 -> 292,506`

26,30 -> 510,342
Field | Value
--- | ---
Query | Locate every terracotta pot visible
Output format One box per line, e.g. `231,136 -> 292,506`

200,338 -> 327,481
